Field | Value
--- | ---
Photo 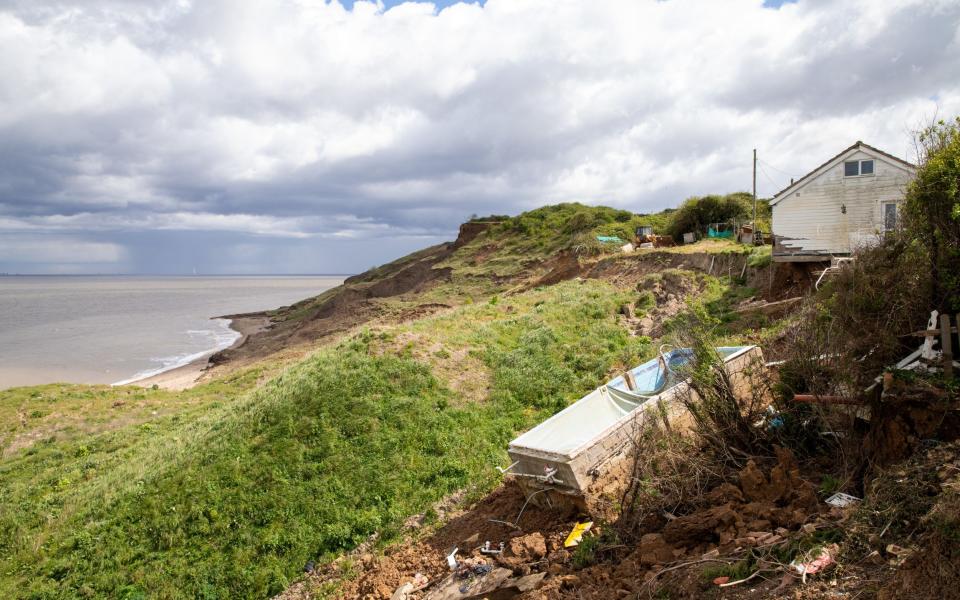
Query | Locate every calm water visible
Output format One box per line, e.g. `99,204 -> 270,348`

0,276 -> 343,389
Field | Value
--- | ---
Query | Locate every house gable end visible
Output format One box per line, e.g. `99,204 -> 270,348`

770,142 -> 916,207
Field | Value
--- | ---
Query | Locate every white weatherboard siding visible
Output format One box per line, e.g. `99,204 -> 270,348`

771,146 -> 915,261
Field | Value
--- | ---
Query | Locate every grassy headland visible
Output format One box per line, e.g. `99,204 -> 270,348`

0,202 -> 779,599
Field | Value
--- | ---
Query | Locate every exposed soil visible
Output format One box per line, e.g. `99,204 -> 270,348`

205,222 -> 525,374
257,225 -> 958,600
588,250 -> 750,288
284,434 -> 960,600
279,483 -> 576,600
529,448 -> 834,600
529,251 -> 582,288
862,377 -> 960,469
878,489 -> 960,600
632,269 -> 707,338
278,451 -> 849,600
207,234 -> 794,378
208,242 -> 456,371
747,260 -> 822,302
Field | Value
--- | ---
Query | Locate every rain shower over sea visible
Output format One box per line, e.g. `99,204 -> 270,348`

0,276 -> 342,389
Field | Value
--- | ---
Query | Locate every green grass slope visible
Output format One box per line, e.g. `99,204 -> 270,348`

1,201 -> 777,599
1,280 -> 651,599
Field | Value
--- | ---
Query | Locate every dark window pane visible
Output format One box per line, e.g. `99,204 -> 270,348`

860,160 -> 874,175
844,161 -> 859,176
884,203 -> 897,231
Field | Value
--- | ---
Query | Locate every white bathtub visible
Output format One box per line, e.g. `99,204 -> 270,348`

506,346 -> 762,500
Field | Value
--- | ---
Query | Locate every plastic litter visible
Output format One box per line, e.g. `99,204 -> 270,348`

790,543 -> 838,583
824,492 -> 861,507
446,547 -> 459,570
762,405 -> 784,430
480,541 -> 505,555
563,521 -> 594,548
411,572 -> 429,590
456,559 -> 493,593
456,557 -> 492,580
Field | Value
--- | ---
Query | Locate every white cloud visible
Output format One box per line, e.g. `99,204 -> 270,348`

0,0 -> 958,273
0,210 -> 430,239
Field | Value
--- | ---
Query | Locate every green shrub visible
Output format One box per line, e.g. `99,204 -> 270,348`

571,532 -> 603,569
746,246 -> 771,268
571,528 -> 619,569
903,116 -> 960,311
666,192 -> 753,240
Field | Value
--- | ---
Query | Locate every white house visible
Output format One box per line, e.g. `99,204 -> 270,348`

770,141 -> 916,262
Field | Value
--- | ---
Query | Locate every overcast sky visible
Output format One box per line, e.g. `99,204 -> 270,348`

1,0 -> 958,274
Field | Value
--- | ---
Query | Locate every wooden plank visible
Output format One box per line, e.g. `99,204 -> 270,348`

942,314 -> 954,380
906,327 -> 958,337
772,254 -> 834,263
623,371 -> 638,392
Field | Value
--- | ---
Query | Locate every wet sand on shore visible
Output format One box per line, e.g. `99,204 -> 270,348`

131,315 -> 270,390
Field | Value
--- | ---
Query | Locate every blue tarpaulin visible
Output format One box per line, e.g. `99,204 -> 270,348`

707,227 -> 734,239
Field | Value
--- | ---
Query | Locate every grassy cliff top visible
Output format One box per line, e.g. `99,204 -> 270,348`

0,201 -> 776,599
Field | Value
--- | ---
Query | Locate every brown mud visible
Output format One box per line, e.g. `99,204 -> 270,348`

280,451 -> 845,600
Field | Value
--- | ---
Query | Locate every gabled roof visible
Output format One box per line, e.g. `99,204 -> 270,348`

770,141 -> 917,206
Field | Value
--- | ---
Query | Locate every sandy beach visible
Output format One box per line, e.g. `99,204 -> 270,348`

131,315 -> 270,390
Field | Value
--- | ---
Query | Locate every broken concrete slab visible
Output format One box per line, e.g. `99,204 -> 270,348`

424,568 -> 547,600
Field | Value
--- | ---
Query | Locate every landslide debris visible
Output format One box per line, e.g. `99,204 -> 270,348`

282,451 -> 835,600
300,436 -> 960,600
278,483 -> 575,600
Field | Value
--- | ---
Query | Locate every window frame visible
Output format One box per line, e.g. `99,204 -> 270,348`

844,158 -> 876,178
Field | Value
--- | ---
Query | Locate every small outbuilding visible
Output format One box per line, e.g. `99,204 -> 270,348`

770,141 -> 916,262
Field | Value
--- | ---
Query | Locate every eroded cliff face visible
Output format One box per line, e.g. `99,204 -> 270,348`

209,217 -> 787,379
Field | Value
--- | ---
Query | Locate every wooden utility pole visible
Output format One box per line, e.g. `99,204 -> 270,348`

752,148 -> 757,228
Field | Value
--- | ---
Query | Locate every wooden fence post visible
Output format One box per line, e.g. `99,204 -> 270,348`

942,313 -> 954,380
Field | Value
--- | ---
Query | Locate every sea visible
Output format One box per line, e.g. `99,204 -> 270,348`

0,276 -> 344,390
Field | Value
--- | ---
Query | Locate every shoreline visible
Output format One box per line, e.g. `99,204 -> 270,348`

128,314 -> 270,391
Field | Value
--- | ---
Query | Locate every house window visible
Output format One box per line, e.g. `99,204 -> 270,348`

844,159 -> 875,177
883,202 -> 898,232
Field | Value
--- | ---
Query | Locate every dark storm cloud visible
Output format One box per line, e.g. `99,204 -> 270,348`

0,0 -> 958,274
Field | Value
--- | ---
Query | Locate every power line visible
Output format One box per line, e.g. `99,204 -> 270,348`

758,158 -> 795,179
757,163 -> 780,188
757,162 -> 783,193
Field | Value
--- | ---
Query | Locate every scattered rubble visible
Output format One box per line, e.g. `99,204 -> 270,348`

824,492 -> 861,508
276,370 -> 958,600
